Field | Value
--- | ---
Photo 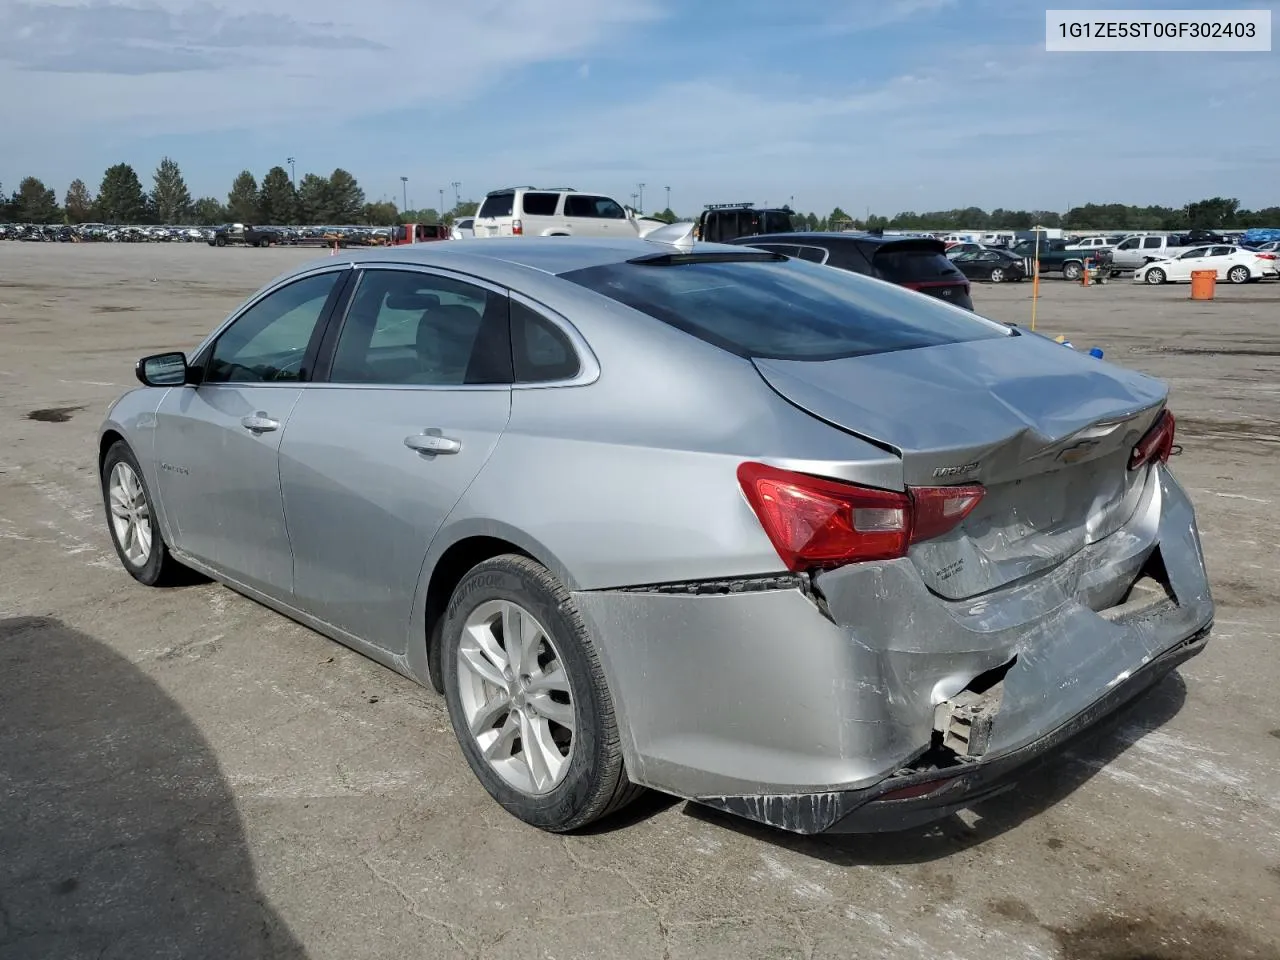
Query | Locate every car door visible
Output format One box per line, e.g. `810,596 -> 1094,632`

278,266 -> 513,652
1167,247 -> 1208,281
591,196 -> 629,237
1206,245 -> 1235,278
153,268 -> 349,597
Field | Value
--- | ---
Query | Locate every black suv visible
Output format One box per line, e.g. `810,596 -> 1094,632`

696,203 -> 796,243
728,231 -> 974,310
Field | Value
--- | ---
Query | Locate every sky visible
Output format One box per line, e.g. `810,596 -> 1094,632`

1,0 -> 1277,217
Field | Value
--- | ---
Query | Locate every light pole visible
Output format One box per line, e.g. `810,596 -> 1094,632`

451,181 -> 461,211
636,182 -> 645,214
400,176 -> 408,213
665,185 -> 670,212
287,157 -> 296,188
438,188 -> 444,216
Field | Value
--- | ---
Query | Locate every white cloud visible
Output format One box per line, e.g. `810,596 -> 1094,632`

0,0 -> 659,136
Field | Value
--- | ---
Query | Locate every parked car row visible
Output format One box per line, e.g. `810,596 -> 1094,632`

0,223 -> 208,242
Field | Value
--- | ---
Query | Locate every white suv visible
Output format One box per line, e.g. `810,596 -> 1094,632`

472,186 -> 659,239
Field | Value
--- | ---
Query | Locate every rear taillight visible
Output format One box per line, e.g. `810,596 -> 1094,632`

1128,410 -> 1175,471
512,219 -> 523,236
737,462 -> 985,572
1257,253 -> 1277,260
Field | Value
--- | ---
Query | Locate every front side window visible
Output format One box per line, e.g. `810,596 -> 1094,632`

594,197 -> 626,219
563,256 -> 1007,362
329,270 -> 512,386
205,271 -> 342,383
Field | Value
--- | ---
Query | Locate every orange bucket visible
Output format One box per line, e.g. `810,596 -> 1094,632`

1190,270 -> 1216,301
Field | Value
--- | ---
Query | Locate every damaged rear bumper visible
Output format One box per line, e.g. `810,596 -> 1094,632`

703,624 -> 1208,834
572,466 -> 1214,835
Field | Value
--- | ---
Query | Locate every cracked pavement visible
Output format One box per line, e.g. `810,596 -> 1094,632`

1,245 -> 1278,959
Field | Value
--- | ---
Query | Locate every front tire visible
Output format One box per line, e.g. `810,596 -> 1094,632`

442,555 -> 641,831
101,441 -> 187,586
1145,268 -> 1166,285
1228,265 -> 1250,284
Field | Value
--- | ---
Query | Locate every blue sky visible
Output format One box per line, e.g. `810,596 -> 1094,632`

2,0 -> 1277,217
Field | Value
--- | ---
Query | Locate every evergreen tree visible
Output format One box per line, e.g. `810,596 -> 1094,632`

97,163 -> 148,223
151,156 -> 192,223
227,170 -> 260,223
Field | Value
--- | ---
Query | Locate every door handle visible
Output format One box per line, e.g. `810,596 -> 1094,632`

241,413 -> 280,433
405,433 -> 461,455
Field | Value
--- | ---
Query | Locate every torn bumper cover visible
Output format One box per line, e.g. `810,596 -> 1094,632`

702,625 -> 1208,834
572,467 -> 1213,835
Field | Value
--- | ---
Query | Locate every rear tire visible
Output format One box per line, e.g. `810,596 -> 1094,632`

1145,268 -> 1166,285
101,441 -> 189,587
1062,261 -> 1083,281
989,267 -> 1005,283
214,236 -> 227,247
1228,265 -> 1250,284
442,555 -> 642,832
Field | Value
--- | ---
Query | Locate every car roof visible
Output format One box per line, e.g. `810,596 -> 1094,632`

309,236 -> 754,277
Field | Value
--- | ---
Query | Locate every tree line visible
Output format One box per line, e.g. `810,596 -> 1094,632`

2,158 -> 1276,231
0,159 -> 478,227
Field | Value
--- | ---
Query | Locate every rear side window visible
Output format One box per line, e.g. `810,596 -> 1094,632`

521,192 -> 560,216
562,257 -> 1008,362
763,211 -> 794,233
873,248 -> 964,283
1142,236 -> 1163,249
794,245 -> 828,264
511,301 -> 580,382
478,192 -> 514,218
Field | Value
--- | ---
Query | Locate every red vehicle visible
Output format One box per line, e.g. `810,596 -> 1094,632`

392,223 -> 448,245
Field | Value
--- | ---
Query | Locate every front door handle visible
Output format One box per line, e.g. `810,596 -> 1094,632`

241,413 -> 280,433
405,433 -> 461,455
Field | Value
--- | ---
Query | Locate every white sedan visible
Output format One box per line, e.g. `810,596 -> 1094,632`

1134,244 -> 1279,285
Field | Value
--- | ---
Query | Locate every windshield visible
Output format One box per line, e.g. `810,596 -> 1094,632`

562,257 -> 1008,362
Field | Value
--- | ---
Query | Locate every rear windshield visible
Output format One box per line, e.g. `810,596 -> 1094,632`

874,247 -> 966,284
562,257 -> 1009,362
478,192 -> 514,218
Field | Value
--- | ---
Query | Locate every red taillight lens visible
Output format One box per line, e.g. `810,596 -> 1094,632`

910,485 -> 986,542
737,463 -> 985,572
511,219 -> 523,236
1257,253 -> 1277,260
1128,410 -> 1175,471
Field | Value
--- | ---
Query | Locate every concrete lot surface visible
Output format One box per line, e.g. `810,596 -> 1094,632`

1,244 -> 1278,960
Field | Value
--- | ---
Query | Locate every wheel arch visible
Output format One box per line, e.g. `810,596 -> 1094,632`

415,523 -> 577,694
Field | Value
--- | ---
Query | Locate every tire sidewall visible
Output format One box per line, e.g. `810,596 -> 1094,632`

1147,269 -> 1164,285
101,441 -> 166,585
1229,266 -> 1249,284
441,559 -> 612,830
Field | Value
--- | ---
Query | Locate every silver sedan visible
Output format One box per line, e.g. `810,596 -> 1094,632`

99,231 -> 1214,834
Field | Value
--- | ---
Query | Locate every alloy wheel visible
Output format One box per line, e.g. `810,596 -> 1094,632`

108,461 -> 152,567
990,268 -> 1004,282
456,599 -> 575,795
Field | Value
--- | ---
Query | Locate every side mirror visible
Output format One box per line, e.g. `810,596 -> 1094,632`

136,351 -> 191,387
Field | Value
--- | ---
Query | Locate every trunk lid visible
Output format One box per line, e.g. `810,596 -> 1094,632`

754,333 -> 1168,599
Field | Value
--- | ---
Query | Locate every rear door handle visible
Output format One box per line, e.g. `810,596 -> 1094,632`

241,413 -> 280,433
405,433 -> 461,455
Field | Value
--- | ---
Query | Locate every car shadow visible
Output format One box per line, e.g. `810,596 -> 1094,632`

0,616 -> 307,959
680,670 -> 1188,865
